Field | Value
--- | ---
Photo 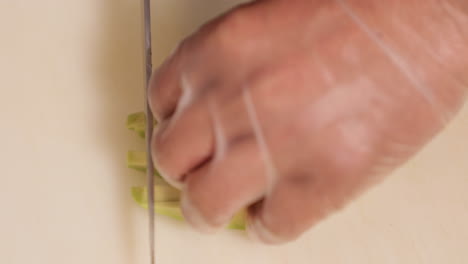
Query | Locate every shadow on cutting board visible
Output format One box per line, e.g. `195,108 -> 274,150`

94,0 -> 250,262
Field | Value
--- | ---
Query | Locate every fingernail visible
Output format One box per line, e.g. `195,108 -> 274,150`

246,216 -> 285,245
180,191 -> 220,234
151,155 -> 183,190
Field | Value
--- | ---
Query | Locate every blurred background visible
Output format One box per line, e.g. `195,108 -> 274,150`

0,1 -> 467,263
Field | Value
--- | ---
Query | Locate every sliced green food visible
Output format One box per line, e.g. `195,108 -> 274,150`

132,185 -> 181,203
127,150 -> 163,179
127,151 -> 147,172
127,112 -> 246,230
227,210 -> 247,230
126,112 -> 147,138
132,186 -> 247,230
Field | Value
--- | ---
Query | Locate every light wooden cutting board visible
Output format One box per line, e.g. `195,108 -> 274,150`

1,1 -> 467,263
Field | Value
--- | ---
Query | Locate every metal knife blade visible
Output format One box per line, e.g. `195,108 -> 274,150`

142,0 -> 156,263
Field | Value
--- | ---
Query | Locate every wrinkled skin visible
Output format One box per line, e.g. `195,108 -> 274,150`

148,0 -> 468,244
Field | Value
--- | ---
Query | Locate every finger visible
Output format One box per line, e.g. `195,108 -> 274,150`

151,101 -> 213,188
148,42 -> 187,121
181,138 -> 269,233
246,170 -> 351,245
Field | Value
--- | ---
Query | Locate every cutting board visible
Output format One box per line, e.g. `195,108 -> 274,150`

1,1 -> 467,263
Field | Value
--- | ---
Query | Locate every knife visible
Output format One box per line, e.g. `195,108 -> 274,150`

142,0 -> 156,263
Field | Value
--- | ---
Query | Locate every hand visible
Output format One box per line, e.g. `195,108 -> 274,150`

148,0 -> 467,244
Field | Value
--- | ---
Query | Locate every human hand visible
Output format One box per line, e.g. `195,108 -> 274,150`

149,0 -> 467,244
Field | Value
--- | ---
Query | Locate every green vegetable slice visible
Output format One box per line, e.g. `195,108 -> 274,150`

132,185 -> 181,203
127,113 -> 246,230
126,112 -> 147,138
132,186 -> 247,230
127,151 -> 147,172
127,150 -> 164,180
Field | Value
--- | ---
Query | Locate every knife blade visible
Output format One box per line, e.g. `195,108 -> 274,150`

142,0 -> 156,263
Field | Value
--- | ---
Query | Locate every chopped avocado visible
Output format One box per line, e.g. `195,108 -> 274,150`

127,112 -> 246,230
132,186 -> 247,230
228,210 -> 247,230
154,202 -> 185,221
132,187 -> 184,221
126,112 -> 157,139
127,150 -> 163,179
132,185 -> 181,203
126,112 -> 147,138
127,151 -> 146,172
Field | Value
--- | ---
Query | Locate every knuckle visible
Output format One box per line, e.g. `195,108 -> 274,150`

219,8 -> 251,35
208,8 -> 257,56
319,119 -> 378,178
185,180 -> 226,226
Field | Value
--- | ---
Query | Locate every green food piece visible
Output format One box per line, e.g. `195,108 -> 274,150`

126,112 -> 158,138
132,185 -> 181,203
132,186 -> 247,230
127,112 -> 246,230
127,151 -> 163,179
132,186 -> 184,221
228,210 -> 248,230
154,202 -> 185,221
126,112 -> 147,138
127,151 -> 147,172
